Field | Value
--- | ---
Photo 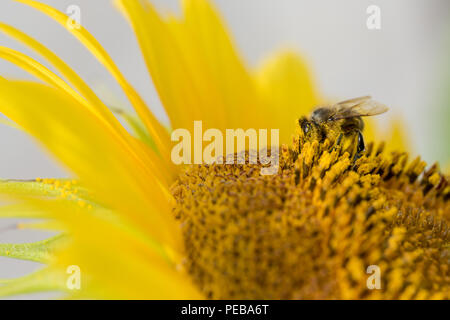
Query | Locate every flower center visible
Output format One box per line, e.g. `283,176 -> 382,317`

171,137 -> 449,299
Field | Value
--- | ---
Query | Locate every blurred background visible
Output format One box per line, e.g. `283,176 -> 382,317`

0,0 -> 449,297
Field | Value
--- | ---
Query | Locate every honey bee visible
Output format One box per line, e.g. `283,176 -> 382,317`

298,96 -> 388,159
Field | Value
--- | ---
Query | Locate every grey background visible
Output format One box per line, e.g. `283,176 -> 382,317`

0,0 -> 449,298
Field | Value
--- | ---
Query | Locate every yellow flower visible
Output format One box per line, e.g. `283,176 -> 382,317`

0,0 -> 448,299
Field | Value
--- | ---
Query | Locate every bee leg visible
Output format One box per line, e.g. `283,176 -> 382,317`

332,133 -> 344,153
357,131 -> 365,153
336,133 -> 343,146
353,131 -> 365,161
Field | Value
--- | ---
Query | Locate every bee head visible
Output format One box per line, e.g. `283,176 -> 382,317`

297,117 -> 323,145
299,117 -> 312,135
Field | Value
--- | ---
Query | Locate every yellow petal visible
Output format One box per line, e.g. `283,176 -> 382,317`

0,116 -> 21,130
177,0 -> 262,128
0,267 -> 66,298
110,107 -> 157,150
365,116 -> 411,154
0,203 -> 48,218
0,23 -> 117,130
0,46 -> 172,185
34,199 -> 202,299
0,80 -> 181,253
116,0 -> 204,129
117,0 -> 264,132
363,118 -> 377,145
256,50 -> 320,144
118,0 -> 321,148
384,117 -> 411,154
0,46 -> 89,109
14,0 -> 172,164
0,235 -> 64,263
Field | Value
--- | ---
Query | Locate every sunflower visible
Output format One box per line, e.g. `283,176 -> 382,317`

0,0 -> 448,300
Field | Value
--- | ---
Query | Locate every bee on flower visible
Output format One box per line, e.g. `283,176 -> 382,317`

0,0 -> 448,300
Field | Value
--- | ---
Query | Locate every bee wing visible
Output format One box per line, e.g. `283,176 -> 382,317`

335,95 -> 372,107
330,96 -> 388,120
